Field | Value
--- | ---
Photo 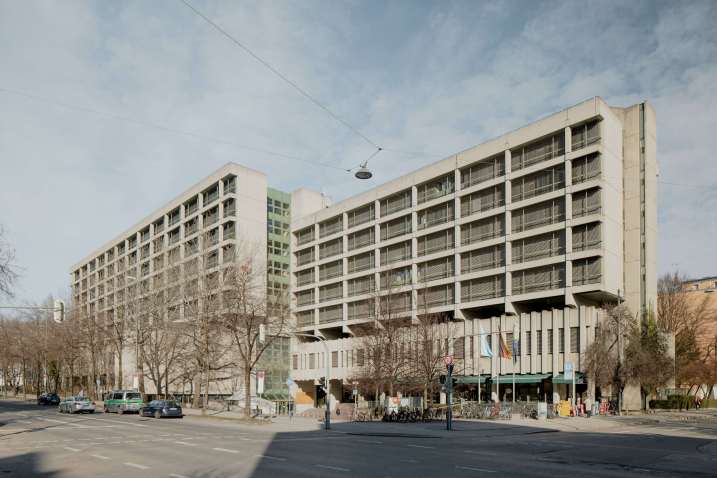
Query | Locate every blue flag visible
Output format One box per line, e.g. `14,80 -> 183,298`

512,340 -> 518,364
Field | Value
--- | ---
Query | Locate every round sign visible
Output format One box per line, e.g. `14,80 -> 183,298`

285,378 -> 294,387
258,372 -> 265,379
444,355 -> 453,366
392,397 -> 399,404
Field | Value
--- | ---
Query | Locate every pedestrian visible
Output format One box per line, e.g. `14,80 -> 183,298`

694,396 -> 701,411
78,389 -> 84,397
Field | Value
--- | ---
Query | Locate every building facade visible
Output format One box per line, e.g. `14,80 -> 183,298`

290,98 -> 658,410
69,163 -> 324,401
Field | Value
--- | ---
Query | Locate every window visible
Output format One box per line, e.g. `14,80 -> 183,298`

347,204 -> 375,229
127,235 -> 137,250
559,328 -> 565,353
547,329 -> 553,354
417,174 -> 454,204
380,241 -> 411,266
536,330 -> 543,354
572,222 -> 601,252
223,221 -> 236,241
380,215 -> 411,240
348,251 -> 374,274
90,260 -> 96,272
511,198 -> 566,233
512,264 -> 566,295
461,244 -> 505,274
570,327 -> 579,353
319,215 -> 343,238
98,255 -> 105,267
223,176 -> 236,194
153,236 -> 164,254
141,262 -> 150,277
348,275 -> 375,297
511,165 -> 565,203
140,244 -> 150,260
512,231 -> 566,264
185,198 -> 198,217
511,132 -> 565,172
168,228 -> 181,246
417,201 -> 454,230
203,206 -> 219,227
461,184 -> 505,217
296,227 -> 314,246
417,257 -> 453,283
154,217 -> 165,235
223,199 -> 236,218
332,351 -> 338,368
461,275 -> 505,302
140,227 -> 150,243
348,227 -> 374,251
417,229 -> 454,257
185,219 -> 197,237
380,189 -> 411,217
572,153 -> 601,184
571,120 -> 600,151
572,188 -> 601,218
168,208 -> 181,227
319,238 -> 342,260
461,155 -> 505,189
319,260 -> 342,281
526,330 -> 532,355
203,186 -> 219,207
461,214 -> 504,245
107,249 -> 115,261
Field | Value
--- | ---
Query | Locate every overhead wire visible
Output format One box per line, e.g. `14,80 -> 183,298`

0,88 -> 351,172
178,0 -> 439,166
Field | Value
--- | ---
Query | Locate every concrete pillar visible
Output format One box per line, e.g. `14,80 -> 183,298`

375,199 -> 381,219
411,185 -> 418,208
565,125 -> 572,155
454,168 -> 461,192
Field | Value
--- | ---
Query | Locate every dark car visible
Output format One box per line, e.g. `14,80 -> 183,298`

140,400 -> 183,419
38,393 -> 60,405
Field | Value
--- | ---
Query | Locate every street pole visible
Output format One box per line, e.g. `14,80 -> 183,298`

446,332 -> 491,431
512,324 -> 519,403
617,289 -> 621,416
44,312 -> 48,393
446,364 -> 452,431
127,276 -> 140,392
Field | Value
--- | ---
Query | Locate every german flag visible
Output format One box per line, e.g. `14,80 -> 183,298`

498,326 -> 512,360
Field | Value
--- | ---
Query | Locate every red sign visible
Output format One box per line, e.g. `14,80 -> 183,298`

444,355 -> 453,366
258,372 -> 265,379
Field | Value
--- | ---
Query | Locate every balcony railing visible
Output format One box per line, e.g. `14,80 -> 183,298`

186,204 -> 198,216
224,207 -> 236,218
168,216 -> 181,227
203,191 -> 219,207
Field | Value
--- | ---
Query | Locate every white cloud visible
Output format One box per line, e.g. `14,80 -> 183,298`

0,0 -> 715,303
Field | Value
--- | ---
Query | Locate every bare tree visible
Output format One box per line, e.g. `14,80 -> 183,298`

222,239 -> 293,418
0,224 -> 22,301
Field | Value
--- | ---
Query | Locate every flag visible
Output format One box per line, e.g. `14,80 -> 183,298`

512,340 -> 518,364
498,326 -> 512,360
480,322 -> 493,358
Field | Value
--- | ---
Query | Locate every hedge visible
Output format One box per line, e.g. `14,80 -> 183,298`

648,395 -> 717,410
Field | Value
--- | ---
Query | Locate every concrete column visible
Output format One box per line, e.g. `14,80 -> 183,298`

565,155 -> 572,188
375,199 -> 381,219
563,308 -> 571,364
565,125 -> 572,155
530,312 -> 537,374
343,235 -> 348,255
314,224 -> 320,242
541,311 -> 548,375
314,265 -> 320,285
314,244 -> 320,263
411,237 -> 418,259
411,185 -> 418,208
314,286 -> 319,306
454,168 -> 461,192
374,223 -> 381,244
314,306 -> 319,326
342,302 -> 348,322
342,212 -> 348,231
411,263 -> 418,285
218,179 -> 224,197
411,211 -> 418,234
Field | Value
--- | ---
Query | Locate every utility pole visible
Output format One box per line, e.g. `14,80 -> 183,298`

617,289 -> 622,416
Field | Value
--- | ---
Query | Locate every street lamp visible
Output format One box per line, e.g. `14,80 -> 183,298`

512,323 -> 520,403
127,276 -> 139,392
617,289 -> 622,416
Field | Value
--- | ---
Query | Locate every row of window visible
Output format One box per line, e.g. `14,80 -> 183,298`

296,256 -> 601,312
291,327 -> 583,367
74,194 -> 237,281
292,128 -> 601,249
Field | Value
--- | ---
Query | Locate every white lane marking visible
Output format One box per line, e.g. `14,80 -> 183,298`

35,446 -> 49,449
634,469 -> 650,472
152,439 -> 164,441
127,436 -> 140,438
214,448 -> 238,453
357,440 -> 383,444
108,442 -> 121,444
63,439 -> 74,442
91,443 -> 102,445
124,463 -> 149,470
92,455 -> 110,460
404,460 -> 419,463
175,441 -> 195,446
111,436 -> 123,438
18,421 -> 32,424
64,447 -> 81,452
466,451 -> 496,455
195,437 -> 208,439
537,458 -> 558,462
456,465 -> 496,473
315,465 -> 349,472
78,439 -> 90,441
158,434 -> 170,436
407,445 -> 435,449
168,474 -> 188,478
256,455 -> 286,461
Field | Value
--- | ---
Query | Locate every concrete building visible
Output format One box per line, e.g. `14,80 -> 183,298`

69,163 -> 324,402
289,98 -> 658,411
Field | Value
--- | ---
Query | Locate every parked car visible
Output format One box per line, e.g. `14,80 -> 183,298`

104,390 -> 143,414
38,393 -> 61,406
58,396 -> 96,414
140,400 -> 183,419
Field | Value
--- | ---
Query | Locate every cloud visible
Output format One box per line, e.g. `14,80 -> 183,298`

0,0 -> 715,303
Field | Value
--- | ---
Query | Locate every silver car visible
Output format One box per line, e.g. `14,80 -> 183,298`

58,396 -> 96,414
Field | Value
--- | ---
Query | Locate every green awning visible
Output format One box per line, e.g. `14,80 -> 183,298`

487,374 -> 551,384
551,373 -> 584,384
457,375 -> 490,384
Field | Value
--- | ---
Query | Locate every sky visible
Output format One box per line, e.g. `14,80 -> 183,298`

1,0 -> 716,304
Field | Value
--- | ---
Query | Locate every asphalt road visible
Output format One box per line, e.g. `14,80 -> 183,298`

1,399 -> 716,477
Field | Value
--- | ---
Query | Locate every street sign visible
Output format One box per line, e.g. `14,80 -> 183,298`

564,362 -> 573,371
352,390 -> 358,395
444,355 -> 453,366
352,381 -> 359,385
565,371 -> 573,380
96,379 -> 101,384
286,378 -> 294,387
258,371 -> 265,379
257,372 -> 265,394
132,373 -> 138,389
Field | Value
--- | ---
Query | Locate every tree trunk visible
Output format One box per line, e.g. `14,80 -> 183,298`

244,360 -> 252,419
117,351 -> 123,390
202,357 -> 210,416
192,367 -> 202,409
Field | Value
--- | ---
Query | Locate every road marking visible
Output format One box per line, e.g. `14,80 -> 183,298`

404,460 -> 419,463
92,455 -> 110,460
124,463 -> 149,470
357,440 -> 383,444
15,447 -> 31,450
256,455 -> 287,461
168,474 -> 188,478
127,436 -> 140,438
64,447 -> 81,452
158,434 -> 170,436
152,439 -> 164,441
315,465 -> 349,472
108,442 -> 121,444
91,443 -> 102,445
111,436 -> 123,438
63,439 -> 74,442
634,469 -> 650,472
176,441 -> 195,446
214,448 -> 238,453
466,451 -> 496,455
78,438 -> 90,441
456,465 -> 496,473
536,458 -> 558,462
35,446 -> 49,449
407,445 -> 435,449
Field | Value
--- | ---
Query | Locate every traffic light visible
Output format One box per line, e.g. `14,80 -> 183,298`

53,299 -> 65,324
439,374 -> 446,384
318,377 -> 326,390
451,377 -> 458,390
446,364 -> 454,375
259,324 -> 266,343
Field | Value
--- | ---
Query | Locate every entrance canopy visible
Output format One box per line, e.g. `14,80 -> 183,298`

487,374 -> 551,384
552,373 -> 584,384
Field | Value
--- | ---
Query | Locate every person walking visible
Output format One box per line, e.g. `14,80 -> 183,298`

78,389 -> 84,397
694,396 -> 701,411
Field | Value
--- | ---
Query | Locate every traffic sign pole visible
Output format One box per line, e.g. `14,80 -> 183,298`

446,363 -> 452,431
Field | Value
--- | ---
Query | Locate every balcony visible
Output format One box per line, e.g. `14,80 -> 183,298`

168,215 -> 181,227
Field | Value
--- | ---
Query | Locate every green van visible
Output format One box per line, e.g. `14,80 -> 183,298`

104,390 -> 143,414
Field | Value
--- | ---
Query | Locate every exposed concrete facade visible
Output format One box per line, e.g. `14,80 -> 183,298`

290,97 -> 657,411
